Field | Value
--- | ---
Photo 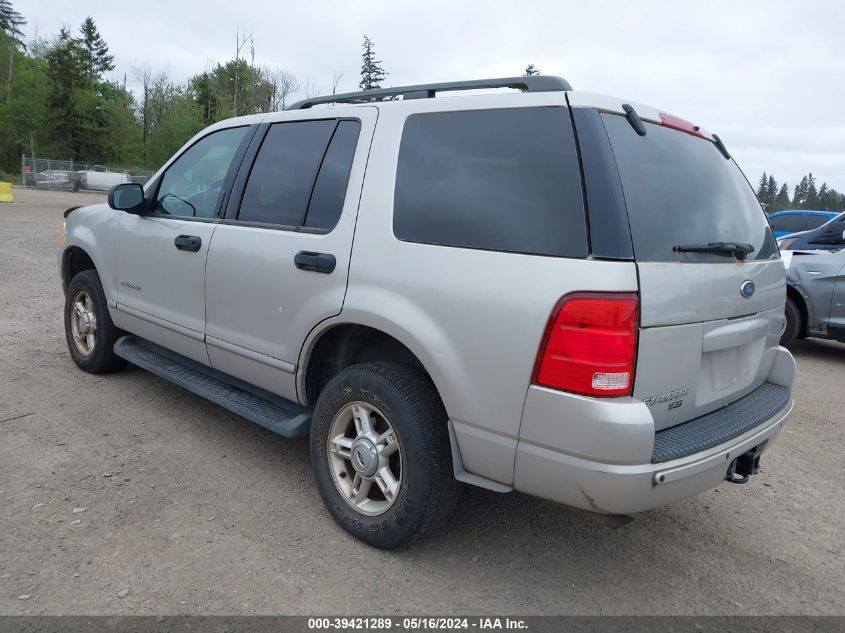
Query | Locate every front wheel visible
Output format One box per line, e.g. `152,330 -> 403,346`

310,362 -> 458,549
64,269 -> 127,373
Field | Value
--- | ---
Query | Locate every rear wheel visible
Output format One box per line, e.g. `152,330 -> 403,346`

310,362 -> 458,549
780,297 -> 801,346
64,270 -> 127,373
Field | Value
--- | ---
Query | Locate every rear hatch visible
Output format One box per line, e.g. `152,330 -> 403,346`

599,112 -> 784,430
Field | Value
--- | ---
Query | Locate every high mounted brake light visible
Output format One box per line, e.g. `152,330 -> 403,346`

533,293 -> 639,397
659,113 -> 706,139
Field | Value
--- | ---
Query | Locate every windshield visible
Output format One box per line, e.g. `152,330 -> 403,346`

602,113 -> 779,263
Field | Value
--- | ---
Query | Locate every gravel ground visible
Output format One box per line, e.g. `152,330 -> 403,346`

1,187 -> 843,615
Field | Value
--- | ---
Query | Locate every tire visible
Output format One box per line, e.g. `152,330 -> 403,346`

780,297 -> 801,347
64,269 -> 127,373
310,362 -> 459,549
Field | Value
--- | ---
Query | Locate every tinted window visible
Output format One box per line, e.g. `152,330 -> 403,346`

393,107 -> 587,257
239,120 -> 336,226
770,214 -> 806,233
809,215 -> 845,245
602,114 -> 778,262
304,121 -> 361,230
155,126 -> 248,218
803,215 -> 831,231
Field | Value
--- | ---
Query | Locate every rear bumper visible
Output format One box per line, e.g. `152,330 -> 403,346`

513,347 -> 795,515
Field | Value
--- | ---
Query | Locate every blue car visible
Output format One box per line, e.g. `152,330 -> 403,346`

768,210 -> 839,237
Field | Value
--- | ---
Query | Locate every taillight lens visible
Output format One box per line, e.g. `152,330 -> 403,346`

659,112 -> 706,138
534,293 -> 639,397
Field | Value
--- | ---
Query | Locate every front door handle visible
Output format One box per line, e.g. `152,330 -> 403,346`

294,251 -> 336,274
174,235 -> 202,252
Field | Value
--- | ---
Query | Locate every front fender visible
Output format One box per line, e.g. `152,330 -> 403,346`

60,204 -> 122,303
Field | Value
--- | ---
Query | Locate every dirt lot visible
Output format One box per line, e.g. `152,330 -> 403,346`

0,187 -> 843,615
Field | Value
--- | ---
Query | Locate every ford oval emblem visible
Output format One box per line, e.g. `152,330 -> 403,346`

740,280 -> 755,298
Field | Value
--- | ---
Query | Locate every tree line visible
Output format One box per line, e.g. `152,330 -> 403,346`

0,2 -> 396,176
756,172 -> 845,213
5,0 -> 840,205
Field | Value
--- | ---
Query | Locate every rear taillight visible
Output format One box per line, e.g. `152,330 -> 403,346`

533,293 -> 639,397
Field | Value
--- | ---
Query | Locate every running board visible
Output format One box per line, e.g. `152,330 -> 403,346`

114,336 -> 311,438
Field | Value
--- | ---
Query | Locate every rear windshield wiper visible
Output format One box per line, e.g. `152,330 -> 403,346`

673,241 -> 755,260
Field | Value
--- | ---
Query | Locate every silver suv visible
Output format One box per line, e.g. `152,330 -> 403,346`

59,76 -> 796,549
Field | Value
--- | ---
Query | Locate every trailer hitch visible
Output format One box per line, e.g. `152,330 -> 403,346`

725,445 -> 763,485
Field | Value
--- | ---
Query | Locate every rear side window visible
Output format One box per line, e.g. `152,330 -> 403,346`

770,214 -> 806,233
602,113 -> 778,262
802,215 -> 830,231
393,107 -> 587,257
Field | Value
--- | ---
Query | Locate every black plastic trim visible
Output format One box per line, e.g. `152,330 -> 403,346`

114,336 -> 311,438
287,76 -> 573,110
622,104 -> 647,136
712,133 -> 731,159
569,106 -> 635,260
651,383 -> 790,463
294,250 -> 336,274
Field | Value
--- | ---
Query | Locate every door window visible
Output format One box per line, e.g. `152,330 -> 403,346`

239,120 -> 359,228
303,121 -> 361,230
154,126 -> 249,219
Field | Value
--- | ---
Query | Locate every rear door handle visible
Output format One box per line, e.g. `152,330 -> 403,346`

174,235 -> 202,252
294,251 -> 336,274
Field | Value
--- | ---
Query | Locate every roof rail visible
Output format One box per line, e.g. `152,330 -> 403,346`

286,75 -> 573,110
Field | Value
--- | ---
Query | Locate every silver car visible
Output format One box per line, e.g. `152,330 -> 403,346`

781,244 -> 845,345
58,76 -> 795,548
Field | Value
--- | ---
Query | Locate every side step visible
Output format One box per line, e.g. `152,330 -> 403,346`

114,336 -> 311,438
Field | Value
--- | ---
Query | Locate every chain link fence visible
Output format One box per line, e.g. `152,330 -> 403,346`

21,156 -> 154,192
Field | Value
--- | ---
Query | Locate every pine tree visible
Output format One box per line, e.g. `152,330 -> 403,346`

0,0 -> 25,46
766,175 -> 777,205
45,27 -> 89,157
78,17 -> 114,79
773,184 -> 791,212
524,64 -> 541,76
756,172 -> 768,203
359,35 -> 387,93
805,173 -> 819,209
818,183 -> 830,210
793,175 -> 808,209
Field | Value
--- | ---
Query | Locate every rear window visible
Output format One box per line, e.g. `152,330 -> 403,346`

770,214 -> 806,233
393,107 -> 587,258
602,113 -> 779,262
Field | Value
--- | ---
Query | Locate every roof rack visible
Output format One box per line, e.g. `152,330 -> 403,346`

286,75 -> 573,110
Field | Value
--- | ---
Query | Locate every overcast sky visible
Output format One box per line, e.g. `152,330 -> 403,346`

22,0 -> 845,192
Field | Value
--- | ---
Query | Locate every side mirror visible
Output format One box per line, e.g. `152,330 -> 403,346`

108,183 -> 145,213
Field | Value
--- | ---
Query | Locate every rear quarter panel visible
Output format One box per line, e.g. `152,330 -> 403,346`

337,94 -> 639,485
